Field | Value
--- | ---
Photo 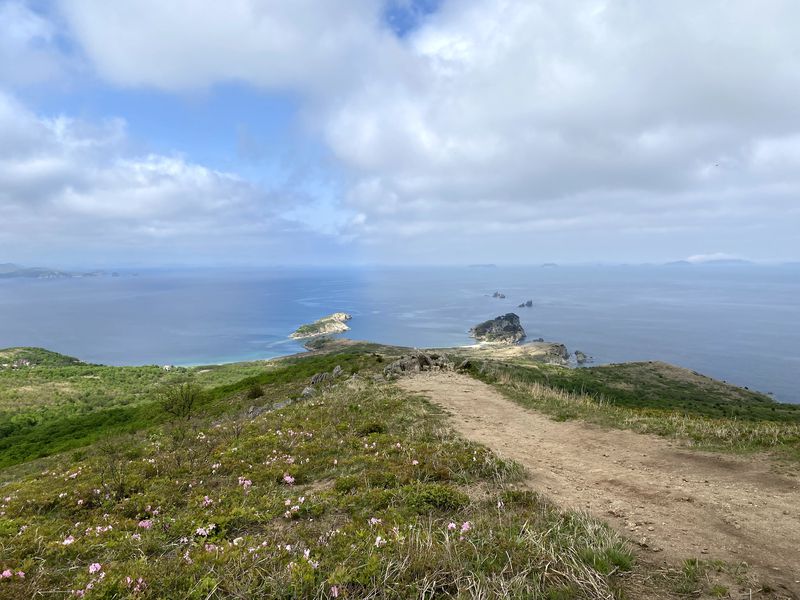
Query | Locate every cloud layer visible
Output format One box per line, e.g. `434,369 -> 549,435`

2,0 -> 800,264
0,92 -> 329,265
324,1 -> 800,259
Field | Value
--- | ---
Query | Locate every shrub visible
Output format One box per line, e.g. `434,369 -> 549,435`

403,483 -> 469,513
356,421 -> 387,436
161,383 -> 201,420
335,475 -> 360,494
246,384 -> 263,400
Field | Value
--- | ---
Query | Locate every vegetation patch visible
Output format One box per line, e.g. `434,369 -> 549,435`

0,357 -> 657,599
468,361 -> 800,461
0,350 -> 376,468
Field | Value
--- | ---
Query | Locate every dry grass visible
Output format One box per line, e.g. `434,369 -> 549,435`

492,369 -> 800,457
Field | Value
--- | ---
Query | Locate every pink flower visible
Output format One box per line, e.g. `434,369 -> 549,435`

16,571 -> 25,579
330,585 -> 340,597
447,522 -> 457,531
411,460 -> 419,466
374,536 -> 386,548
461,521 -> 472,533
62,535 -> 75,545
1,570 -> 12,578
368,517 -> 382,526
283,473 -> 295,485
238,476 -> 253,493
88,563 -> 102,574
137,519 -> 152,529
202,496 -> 214,507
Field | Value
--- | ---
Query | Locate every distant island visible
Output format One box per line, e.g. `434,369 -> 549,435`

664,258 -> 754,267
0,263 -> 116,279
289,312 -> 352,339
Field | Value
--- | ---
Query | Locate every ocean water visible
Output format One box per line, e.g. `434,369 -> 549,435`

1,265 -> 798,403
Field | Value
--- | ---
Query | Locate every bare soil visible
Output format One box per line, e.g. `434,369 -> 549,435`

398,371 -> 800,597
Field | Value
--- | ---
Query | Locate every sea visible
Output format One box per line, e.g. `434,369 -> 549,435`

1,264 -> 798,404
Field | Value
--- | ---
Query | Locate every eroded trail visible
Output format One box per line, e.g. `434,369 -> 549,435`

398,371 -> 800,596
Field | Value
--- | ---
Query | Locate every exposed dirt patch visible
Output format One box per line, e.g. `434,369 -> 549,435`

448,341 -> 569,364
398,371 -> 800,597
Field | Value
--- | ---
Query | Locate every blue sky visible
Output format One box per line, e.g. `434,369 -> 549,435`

1,1 -> 799,267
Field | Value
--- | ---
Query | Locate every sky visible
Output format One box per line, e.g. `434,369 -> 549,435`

1,0 -> 799,267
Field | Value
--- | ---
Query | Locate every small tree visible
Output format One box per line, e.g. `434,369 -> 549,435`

97,437 -> 130,500
161,382 -> 201,420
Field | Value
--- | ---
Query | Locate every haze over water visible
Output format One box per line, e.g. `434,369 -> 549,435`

1,265 -> 798,404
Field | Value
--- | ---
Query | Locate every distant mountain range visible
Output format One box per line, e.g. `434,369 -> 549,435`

0,263 -> 116,279
664,259 -> 754,266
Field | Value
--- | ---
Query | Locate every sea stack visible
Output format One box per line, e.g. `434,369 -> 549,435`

469,313 -> 526,344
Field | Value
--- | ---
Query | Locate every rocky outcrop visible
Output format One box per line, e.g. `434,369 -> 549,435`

310,372 -> 332,386
247,405 -> 270,418
574,350 -> 592,365
550,344 -> 571,364
492,291 -> 506,299
299,364 -> 347,397
290,313 -> 352,339
384,352 -> 454,378
469,313 -> 526,344
517,300 -> 533,308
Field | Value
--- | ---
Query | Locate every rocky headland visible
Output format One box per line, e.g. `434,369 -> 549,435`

469,313 -> 526,344
289,312 -> 352,339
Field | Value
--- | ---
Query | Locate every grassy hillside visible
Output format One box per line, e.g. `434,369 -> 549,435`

0,349 -> 372,469
0,357 -> 656,599
483,359 -> 798,421
0,345 -> 788,597
0,347 -> 85,368
468,361 -> 800,461
4,341 -> 798,469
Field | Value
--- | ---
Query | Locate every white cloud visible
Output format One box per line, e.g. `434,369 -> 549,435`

320,0 -> 800,259
17,0 -> 800,262
0,92 -> 320,263
57,0 -> 403,93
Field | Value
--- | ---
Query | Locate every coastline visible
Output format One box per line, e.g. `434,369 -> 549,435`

1,264 -> 797,402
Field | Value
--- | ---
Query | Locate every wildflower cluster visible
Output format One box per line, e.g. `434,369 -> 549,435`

0,570 -> 25,580
283,495 -> 306,519
237,476 -> 253,493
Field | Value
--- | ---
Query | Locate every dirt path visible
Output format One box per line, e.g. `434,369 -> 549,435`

398,371 -> 800,596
